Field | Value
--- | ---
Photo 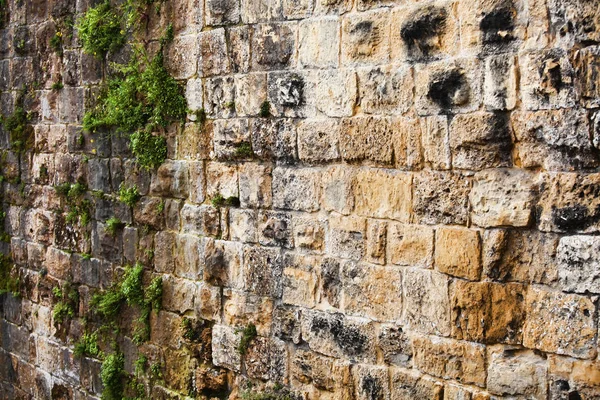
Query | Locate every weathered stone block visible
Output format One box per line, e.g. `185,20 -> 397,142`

150,161 -> 189,199
293,216 -> 325,253
353,168 -> 411,221
523,287 -> 597,359
402,268 -> 450,337
161,275 -> 195,314
470,169 -> 535,228
388,223 -> 433,267
291,349 -> 352,391
213,119 -> 250,160
239,163 -> 272,208
267,71 -> 316,118
234,73 -> 267,117
557,235 -> 600,294
245,336 -> 287,382
321,166 -> 355,215
241,0 -> 282,23
378,325 -> 412,368
165,35 -> 198,80
181,204 -> 220,237
487,346 -> 548,398
484,55 -> 518,110
206,162 -> 238,200
297,118 -> 340,163
341,10 -> 389,66
250,118 -> 297,162
435,227 -> 482,281
314,0 -> 351,15
205,0 -> 240,25
282,254 -> 319,308
196,282 -> 221,321
243,246 -> 283,297
258,211 -> 293,249
283,0 -> 314,19
327,215 -> 366,261
341,262 -> 402,321
204,239 -> 244,288
199,29 -> 230,77
212,324 -> 242,372
272,167 -> 320,212
353,364 -> 390,400
413,335 -> 487,387
357,65 -> 413,115
366,220 -> 386,265
229,209 -> 257,243
223,289 -> 273,335
204,76 -> 236,119
251,23 -> 296,71
413,171 -> 470,225
340,116 -> 393,165
315,69 -> 357,117
174,234 -> 203,280
390,368 -> 444,400
298,17 -> 340,69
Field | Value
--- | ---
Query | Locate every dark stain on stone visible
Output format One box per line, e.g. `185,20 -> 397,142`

311,313 -> 367,357
361,374 -> 383,400
51,384 -> 71,400
569,391 -> 582,400
480,7 -> 515,44
551,204 -> 600,232
321,258 -> 341,308
400,6 -> 447,59
427,68 -> 469,109
556,380 -> 570,391
279,76 -> 304,107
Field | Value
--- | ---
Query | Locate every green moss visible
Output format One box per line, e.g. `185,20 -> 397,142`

50,31 -> 63,56
155,200 -> 165,214
105,217 -> 124,236
121,263 -> 144,306
211,194 -> 240,208
76,1 -> 125,59
1,96 -> 34,153
234,142 -> 254,159
52,282 -> 79,327
193,108 -> 206,125
91,285 -> 125,320
134,354 -> 147,375
0,254 -> 19,296
144,276 -> 162,311
101,352 -> 125,400
236,324 -> 257,355
259,101 -> 272,118
74,331 -> 100,358
119,184 -> 140,207
129,131 -> 167,170
240,389 -> 293,400
51,81 -> 64,91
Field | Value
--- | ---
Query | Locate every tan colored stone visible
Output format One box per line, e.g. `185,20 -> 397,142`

366,220 -> 387,265
487,345 -> 548,398
341,10 -> 390,66
421,115 -> 451,170
272,167 -> 321,212
484,55 -> 518,110
223,289 -> 274,336
298,17 -> 340,69
212,324 -> 242,372
557,235 -> 600,294
297,118 -> 340,163
353,168 -> 411,222
388,223 -> 433,268
390,367 -> 444,400
340,116 -> 394,165
357,65 -> 413,115
435,228 -> 482,281
327,215 -> 366,260
282,254 -> 319,308
413,170 -> 470,225
239,163 -> 272,209
234,73 -> 267,117
293,216 -> 325,253
353,364 -> 390,400
291,349 -> 352,391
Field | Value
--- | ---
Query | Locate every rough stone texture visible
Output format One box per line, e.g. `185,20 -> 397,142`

2,0 -> 600,398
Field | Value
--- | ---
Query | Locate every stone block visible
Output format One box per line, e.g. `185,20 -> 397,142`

353,364 -> 390,400
196,282 -> 221,321
229,25 -> 251,73
272,167 -> 320,212
205,0 -> 240,25
414,57 -> 482,115
487,346 -> 548,398
523,287 -> 597,359
340,116 -> 393,165
212,324 -> 242,372
314,0 -> 351,15
188,161 -> 206,204
250,118 -> 297,162
470,169 -> 535,228
204,76 -> 236,119
297,118 -> 340,163
267,71 -> 316,118
161,275 -> 195,314
573,46 -> 600,108
301,310 -> 377,363
154,231 -> 176,273
150,161 -> 189,199
449,112 -> 513,170
234,73 -> 267,117
199,29 -> 230,77
245,336 -> 287,382
132,197 -> 165,230
353,168 -> 411,221
413,170 -> 470,225
298,17 -> 340,69
547,355 -> 600,400
357,64 -> 413,115
321,166 -> 355,215
165,35 -> 198,80
435,227 -> 482,281
557,235 -> 600,294
174,234 -> 203,280
402,268 -> 451,337
512,109 -> 597,171
229,209 -> 257,243
315,69 -> 357,117
206,162 -> 238,199
484,54 -> 518,110
223,289 -> 274,335
293,216 -> 325,253
388,223 -> 433,268
341,10 -> 390,66
390,368 -> 444,400
239,163 -> 272,208
341,262 -> 403,321
204,239 -> 244,288
283,0 -> 314,19
213,119 -> 250,160
251,23 -> 296,71
282,254 -> 319,308
378,325 -> 412,368
326,215 -> 366,261
181,204 -> 220,237
243,246 -> 283,297
366,220 -> 386,265
241,0 -> 282,23
413,335 -> 487,387
291,349 -> 352,391
258,211 -> 293,249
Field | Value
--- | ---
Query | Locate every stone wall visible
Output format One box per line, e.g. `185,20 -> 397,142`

0,0 -> 600,399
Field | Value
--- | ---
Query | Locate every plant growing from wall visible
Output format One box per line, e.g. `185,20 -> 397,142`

0,253 -> 19,296
76,1 -> 125,59
119,183 -> 141,207
236,324 -> 257,355
52,283 -> 79,327
1,92 -> 34,153
100,352 -> 126,400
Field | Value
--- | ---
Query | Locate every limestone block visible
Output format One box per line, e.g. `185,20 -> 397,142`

402,268 -> 450,336
520,49 -> 576,111
199,29 -> 230,77
204,76 -> 236,119
204,239 -> 244,288
315,69 -> 357,117
326,215 -> 366,261
482,229 -> 559,285
243,246 -> 283,297
251,23 -> 296,71
165,35 -> 198,80
245,336 -> 288,382
205,0 -> 240,26
414,57 -> 482,116
353,168 -> 411,221
449,112 -> 513,170
282,254 -> 319,308
341,262 -> 403,321
161,275 -> 195,314
353,364 -> 390,400
340,116 -> 394,165
206,162 -> 238,200
378,325 -> 412,367
213,119 -> 250,160
229,209 -> 257,243
470,169 -> 535,228
523,287 -> 597,359
297,118 -> 340,163
484,55 -> 518,110
223,289 -> 273,335
132,197 -> 165,230
390,4 -> 460,63
388,223 -> 433,268
178,123 -> 211,161
301,310 -> 377,363
181,204 -> 220,237
357,65 -> 413,115
212,324 -> 242,372
573,46 -> 600,108
229,26 -> 251,73
272,167 -> 320,212
557,236 -> 600,294
366,220 -> 386,265
291,349 -> 352,391
238,163 -> 272,209
314,0 -> 352,15
537,172 -> 600,233
267,71 -> 316,118
413,335 -> 487,387
154,231 -> 176,273
174,234 -> 203,280
58,88 -> 84,124
341,10 -> 390,66
250,118 -> 297,162
91,221 -> 122,263
413,170 -> 470,225
512,109 -> 597,171
548,0 -> 600,46
45,246 -> 71,281
188,161 -> 206,204
234,73 -> 267,117
293,216 -> 325,253
150,161 -> 189,199
390,368 -> 444,400
547,355 -> 600,400
487,346 -> 548,398
241,0 -> 282,23
149,310 -> 183,349
196,282 -> 221,321
435,227 -> 482,281
273,305 -> 302,344
321,165 -> 355,215
298,17 -> 340,69
258,211 -> 293,249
